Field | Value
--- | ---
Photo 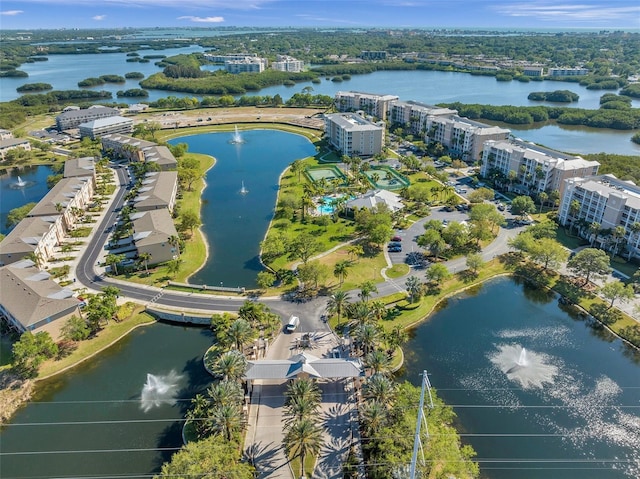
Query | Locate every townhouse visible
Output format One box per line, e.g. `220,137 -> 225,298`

0,259 -> 81,340
133,171 -> 178,213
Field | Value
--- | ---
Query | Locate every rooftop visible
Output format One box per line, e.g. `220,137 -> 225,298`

0,260 -> 79,329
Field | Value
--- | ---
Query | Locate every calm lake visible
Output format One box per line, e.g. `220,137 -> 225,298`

169,129 -> 316,288
399,276 -> 640,479
0,165 -> 54,235
0,323 -> 214,479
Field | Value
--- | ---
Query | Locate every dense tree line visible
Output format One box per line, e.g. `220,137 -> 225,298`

141,68 -> 318,95
16,82 -> 52,92
442,101 -> 640,130
528,90 -> 579,102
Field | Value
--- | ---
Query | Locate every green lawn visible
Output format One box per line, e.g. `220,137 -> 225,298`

38,310 -> 155,379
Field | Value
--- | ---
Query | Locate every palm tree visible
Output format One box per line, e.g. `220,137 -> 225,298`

354,323 -> 381,356
284,395 -> 320,427
212,350 -> 247,382
290,159 -> 305,182
285,378 -> 321,407
369,300 -> 387,322
207,380 -> 244,408
104,253 -> 125,275
405,275 -> 423,303
627,222 -> 640,259
166,258 -> 183,277
210,403 -> 245,442
168,235 -> 181,258
347,301 -> 372,327
384,326 -> 408,357
364,350 -> 390,376
363,374 -> 396,404
359,400 -> 388,437
610,225 -> 627,258
569,200 -> 581,234
283,418 -> 324,479
358,280 -> 377,302
333,260 -> 350,286
588,222 -> 601,246
326,291 -> 350,327
138,252 -> 152,275
538,191 -> 548,214
186,394 -> 213,439
224,318 -> 253,352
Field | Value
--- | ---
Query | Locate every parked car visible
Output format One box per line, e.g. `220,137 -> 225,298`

391,236 -> 402,242
388,245 -> 402,252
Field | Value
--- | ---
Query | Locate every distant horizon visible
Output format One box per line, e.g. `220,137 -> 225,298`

1,1 -> 639,30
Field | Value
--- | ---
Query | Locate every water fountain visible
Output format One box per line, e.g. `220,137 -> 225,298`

240,180 -> 248,195
9,175 -> 34,189
230,125 -> 245,144
491,344 -> 558,389
140,371 -> 181,412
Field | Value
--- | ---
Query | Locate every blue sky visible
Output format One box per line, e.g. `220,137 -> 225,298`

1,0 -> 639,30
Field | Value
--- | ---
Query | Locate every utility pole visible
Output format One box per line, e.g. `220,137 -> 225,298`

409,370 -> 434,479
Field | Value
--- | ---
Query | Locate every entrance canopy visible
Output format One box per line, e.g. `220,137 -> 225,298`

244,352 -> 363,380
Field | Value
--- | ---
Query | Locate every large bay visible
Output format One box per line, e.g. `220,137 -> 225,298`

399,276 -> 640,479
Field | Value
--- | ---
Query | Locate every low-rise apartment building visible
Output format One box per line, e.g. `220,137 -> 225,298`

481,139 -> 600,196
63,156 -> 96,186
0,216 -> 65,266
324,113 -> 385,157
141,145 -> 178,171
558,174 -> 640,258
548,67 -> 589,77
0,259 -> 81,340
0,138 -> 31,159
79,116 -> 134,140
56,106 -> 120,131
131,210 -> 179,265
28,176 -> 95,231
133,171 -> 178,212
335,91 -> 399,120
101,134 -> 156,162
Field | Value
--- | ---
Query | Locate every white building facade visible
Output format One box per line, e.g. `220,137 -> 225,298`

324,113 -> 385,157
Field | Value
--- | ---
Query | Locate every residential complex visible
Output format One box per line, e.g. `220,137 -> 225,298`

388,100 -> 456,134
558,174 -> 640,258
133,171 -> 178,213
271,55 -> 304,73
56,106 -> 120,131
130,210 -> 179,265
79,116 -> 133,140
324,112 -> 385,157
334,91 -> 399,120
224,57 -> 268,74
0,138 -> 31,159
481,139 -> 600,196
425,115 -> 510,162
101,134 -> 157,162
0,259 -> 81,340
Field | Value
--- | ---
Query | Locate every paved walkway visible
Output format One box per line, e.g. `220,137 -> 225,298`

244,328 -> 357,479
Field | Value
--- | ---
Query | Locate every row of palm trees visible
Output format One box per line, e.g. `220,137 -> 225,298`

282,378 -> 325,478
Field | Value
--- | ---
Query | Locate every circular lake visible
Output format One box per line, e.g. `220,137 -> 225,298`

399,276 -> 640,479
169,129 -> 316,288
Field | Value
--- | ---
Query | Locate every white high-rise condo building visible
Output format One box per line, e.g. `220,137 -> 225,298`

558,174 -> 640,258
481,139 -> 599,196
324,113 -> 385,157
334,91 -> 399,120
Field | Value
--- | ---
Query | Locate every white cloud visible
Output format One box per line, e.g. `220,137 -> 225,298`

92,15 -> 107,20
494,2 -> 640,22
1,10 -> 24,16
11,0 -> 272,9
178,15 -> 225,23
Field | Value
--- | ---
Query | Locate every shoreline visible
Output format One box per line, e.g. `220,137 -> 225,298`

184,154 -> 216,284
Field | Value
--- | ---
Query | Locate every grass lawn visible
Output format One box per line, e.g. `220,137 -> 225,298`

386,263 -> 410,278
38,309 -> 155,379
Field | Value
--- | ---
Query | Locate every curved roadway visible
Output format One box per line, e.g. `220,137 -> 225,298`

75,167 -> 523,326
